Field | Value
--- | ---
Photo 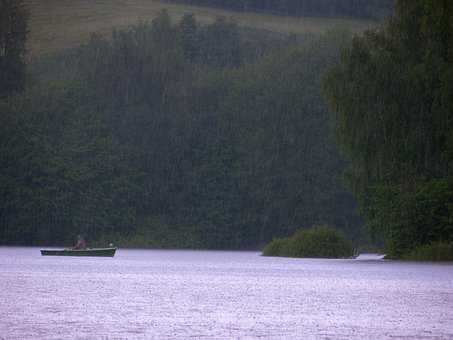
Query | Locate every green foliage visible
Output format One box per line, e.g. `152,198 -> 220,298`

262,225 -> 354,258
0,0 -> 28,96
262,238 -> 290,256
365,179 -> 453,258
213,29 -> 362,246
403,242 -> 453,262
1,11 -> 363,248
96,218 -> 202,249
323,0 -> 453,259
0,81 -> 137,245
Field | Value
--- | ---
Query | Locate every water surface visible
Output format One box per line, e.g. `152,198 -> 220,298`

1,247 -> 452,339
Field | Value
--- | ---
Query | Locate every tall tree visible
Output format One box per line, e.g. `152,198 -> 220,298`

324,0 -> 453,257
0,0 -> 28,96
179,13 -> 199,63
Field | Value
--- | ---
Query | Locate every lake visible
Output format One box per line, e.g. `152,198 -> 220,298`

0,247 -> 452,339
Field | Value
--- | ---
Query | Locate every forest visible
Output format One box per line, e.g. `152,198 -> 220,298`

1,0 -> 452,259
0,3 -> 361,248
165,0 -> 394,20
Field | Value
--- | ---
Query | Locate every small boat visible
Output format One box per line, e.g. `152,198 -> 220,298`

40,247 -> 117,257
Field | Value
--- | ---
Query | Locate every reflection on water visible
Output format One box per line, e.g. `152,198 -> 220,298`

1,247 -> 452,339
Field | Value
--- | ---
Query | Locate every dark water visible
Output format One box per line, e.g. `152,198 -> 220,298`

1,248 -> 452,339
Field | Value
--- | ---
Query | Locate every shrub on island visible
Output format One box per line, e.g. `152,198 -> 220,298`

262,225 -> 354,258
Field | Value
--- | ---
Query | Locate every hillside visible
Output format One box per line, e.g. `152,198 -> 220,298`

165,0 -> 394,20
26,0 -> 373,56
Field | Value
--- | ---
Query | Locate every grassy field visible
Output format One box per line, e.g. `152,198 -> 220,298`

25,0 -> 374,57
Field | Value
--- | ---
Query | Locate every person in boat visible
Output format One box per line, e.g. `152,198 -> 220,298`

73,235 -> 87,250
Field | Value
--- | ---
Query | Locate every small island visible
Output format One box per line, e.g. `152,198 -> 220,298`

262,225 -> 354,259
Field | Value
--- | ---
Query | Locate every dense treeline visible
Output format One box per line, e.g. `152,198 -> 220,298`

165,0 -> 394,20
324,0 -> 453,259
0,10 -> 363,248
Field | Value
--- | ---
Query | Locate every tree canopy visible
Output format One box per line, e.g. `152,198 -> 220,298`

323,0 -> 453,258
0,12 -> 363,248
0,0 -> 28,96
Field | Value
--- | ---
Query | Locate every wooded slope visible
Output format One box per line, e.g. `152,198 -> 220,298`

25,0 -> 373,56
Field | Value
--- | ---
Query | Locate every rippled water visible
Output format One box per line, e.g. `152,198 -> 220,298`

1,247 -> 452,339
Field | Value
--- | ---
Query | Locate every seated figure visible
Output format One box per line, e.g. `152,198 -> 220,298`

73,235 -> 87,250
